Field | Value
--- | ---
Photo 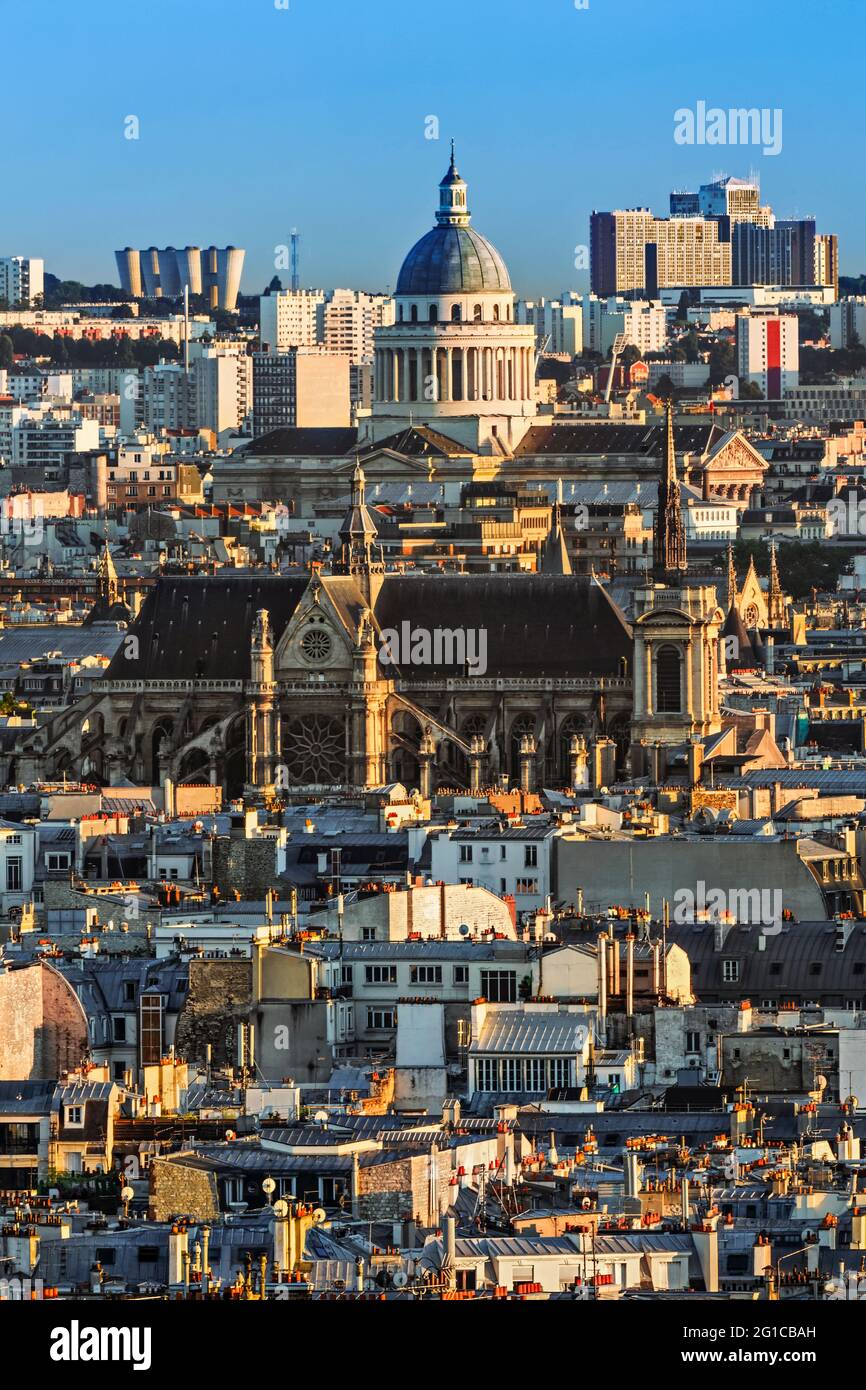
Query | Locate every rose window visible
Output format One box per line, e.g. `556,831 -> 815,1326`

283,715 -> 345,784
300,628 -> 332,663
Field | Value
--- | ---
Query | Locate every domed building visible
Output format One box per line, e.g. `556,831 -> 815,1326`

371,147 -> 537,451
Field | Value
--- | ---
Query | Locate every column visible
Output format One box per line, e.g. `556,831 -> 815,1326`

685,639 -> 694,721
645,640 -> 653,716
402,348 -> 411,403
444,347 -> 453,402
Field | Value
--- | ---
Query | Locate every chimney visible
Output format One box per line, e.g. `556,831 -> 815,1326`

680,1177 -> 690,1225
753,1234 -> 772,1278
444,1215 -> 457,1291
692,1219 -> 719,1294
598,933 -> 608,1023
624,1149 -> 642,1198
625,933 -> 635,1023
168,1222 -> 188,1286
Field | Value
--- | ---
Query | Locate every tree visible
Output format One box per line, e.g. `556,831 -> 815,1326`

0,335 -> 12,370
674,290 -> 691,326
654,374 -> 675,399
266,276 -> 283,293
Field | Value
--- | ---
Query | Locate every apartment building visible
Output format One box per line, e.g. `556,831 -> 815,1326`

591,210 -> 732,296
0,255 -> 44,306
736,312 -> 799,397
582,294 -> 666,356
252,347 -> 351,435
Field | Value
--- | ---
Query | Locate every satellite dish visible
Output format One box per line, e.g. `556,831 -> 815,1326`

458,923 -> 470,936
312,1208 -> 327,1225
847,1095 -> 860,1109
225,1129 -> 236,1141
120,1186 -> 134,1202
313,1110 -> 329,1126
815,1075 -> 828,1092
273,1199 -> 289,1218
262,1177 -> 276,1195
392,1270 -> 408,1288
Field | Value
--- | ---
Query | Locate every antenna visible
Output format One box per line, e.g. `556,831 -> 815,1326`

290,229 -> 300,292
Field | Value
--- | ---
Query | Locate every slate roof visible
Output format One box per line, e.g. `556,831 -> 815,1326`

240,427 -> 358,457
471,1010 -> 590,1055
514,421 -> 724,459
104,574 -> 309,681
373,574 -> 632,678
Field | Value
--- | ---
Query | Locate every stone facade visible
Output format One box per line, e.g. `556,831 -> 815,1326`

174,958 -> 252,1067
0,961 -> 89,1080
148,1155 -> 221,1223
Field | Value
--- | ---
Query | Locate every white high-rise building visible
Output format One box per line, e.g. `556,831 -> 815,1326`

736,312 -> 799,398
190,343 -> 253,441
830,298 -> 866,350
0,256 -> 44,307
582,295 -> 667,356
259,288 -> 326,351
515,297 -> 583,355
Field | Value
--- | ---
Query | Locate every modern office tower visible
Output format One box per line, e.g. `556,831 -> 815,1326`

114,246 -> 245,309
670,191 -> 700,217
736,312 -> 799,397
697,176 -> 766,222
829,297 -> 866,348
0,256 -> 44,306
252,348 -> 351,435
814,234 -> 839,298
776,218 -> 817,286
259,288 -> 327,350
590,210 -> 732,295
732,223 -> 794,286
515,297 -> 583,355
581,295 -> 666,356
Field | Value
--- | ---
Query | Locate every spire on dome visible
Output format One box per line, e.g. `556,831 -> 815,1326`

436,143 -> 470,227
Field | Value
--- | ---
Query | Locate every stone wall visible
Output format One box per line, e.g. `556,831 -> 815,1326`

148,1156 -> 220,1223
174,958 -> 252,1067
212,835 -> 280,902
0,962 -> 89,1080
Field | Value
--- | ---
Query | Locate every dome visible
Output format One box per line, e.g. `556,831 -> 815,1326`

396,224 -> 511,295
395,146 -> 512,296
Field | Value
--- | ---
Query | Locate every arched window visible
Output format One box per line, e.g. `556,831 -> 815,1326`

506,304 -> 511,321
451,303 -> 461,322
429,305 -> 438,324
398,304 -> 404,322
493,304 -> 500,322
410,304 -> 418,323
656,645 -> 682,713
473,303 -> 482,322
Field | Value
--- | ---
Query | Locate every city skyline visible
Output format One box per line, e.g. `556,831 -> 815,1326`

3,0 -> 863,295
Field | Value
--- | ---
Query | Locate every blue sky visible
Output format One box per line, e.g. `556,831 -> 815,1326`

3,0 -> 863,296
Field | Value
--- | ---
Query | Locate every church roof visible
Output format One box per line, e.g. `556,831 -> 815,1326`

396,224 -> 512,296
240,427 -> 358,457
373,574 -> 631,678
359,424 -> 471,458
514,421 -> 725,459
721,604 -> 756,669
103,572 -> 633,684
103,575 -> 309,681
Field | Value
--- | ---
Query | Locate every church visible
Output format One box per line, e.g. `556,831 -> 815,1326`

19,155 -> 789,800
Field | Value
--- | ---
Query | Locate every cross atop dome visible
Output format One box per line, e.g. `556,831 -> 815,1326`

436,142 -> 470,227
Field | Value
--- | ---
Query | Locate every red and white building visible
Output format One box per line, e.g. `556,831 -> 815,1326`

736,312 -> 799,399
